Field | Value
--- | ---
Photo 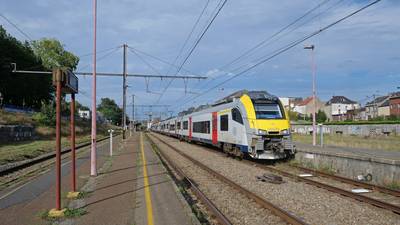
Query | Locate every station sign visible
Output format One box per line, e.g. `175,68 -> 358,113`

52,69 -> 78,94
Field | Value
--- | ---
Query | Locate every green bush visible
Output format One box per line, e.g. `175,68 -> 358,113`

32,102 -> 56,126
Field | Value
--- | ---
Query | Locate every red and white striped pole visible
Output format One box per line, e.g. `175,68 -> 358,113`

90,0 -> 97,176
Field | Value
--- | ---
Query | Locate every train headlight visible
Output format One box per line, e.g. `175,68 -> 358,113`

257,129 -> 267,135
281,129 -> 290,135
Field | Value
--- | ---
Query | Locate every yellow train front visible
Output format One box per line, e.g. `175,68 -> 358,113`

238,91 -> 295,159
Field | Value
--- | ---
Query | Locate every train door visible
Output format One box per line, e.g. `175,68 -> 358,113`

189,117 -> 192,140
212,112 -> 218,145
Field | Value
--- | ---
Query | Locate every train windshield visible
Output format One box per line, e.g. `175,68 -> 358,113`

254,104 -> 283,119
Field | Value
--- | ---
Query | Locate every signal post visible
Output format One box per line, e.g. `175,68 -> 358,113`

48,68 -> 79,217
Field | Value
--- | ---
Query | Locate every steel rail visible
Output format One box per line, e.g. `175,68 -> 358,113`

149,133 -> 309,225
261,165 -> 400,214
0,135 -> 117,176
290,165 -> 400,197
146,134 -> 232,225
152,132 -> 400,215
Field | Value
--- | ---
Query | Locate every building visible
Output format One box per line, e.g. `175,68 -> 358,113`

389,92 -> 400,118
293,96 -> 325,117
365,96 -> 390,119
324,96 -> 359,121
279,97 -> 302,110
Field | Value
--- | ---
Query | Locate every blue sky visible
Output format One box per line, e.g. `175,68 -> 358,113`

1,0 -> 399,120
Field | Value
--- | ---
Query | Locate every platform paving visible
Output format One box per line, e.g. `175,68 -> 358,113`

72,132 -> 196,225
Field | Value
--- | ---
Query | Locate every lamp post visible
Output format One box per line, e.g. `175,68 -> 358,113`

90,0 -> 97,176
304,44 -> 317,146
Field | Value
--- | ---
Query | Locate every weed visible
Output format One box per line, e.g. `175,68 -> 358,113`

64,208 -> 87,218
77,191 -> 92,199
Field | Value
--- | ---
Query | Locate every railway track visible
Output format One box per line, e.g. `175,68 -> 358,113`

0,135 -> 116,177
151,132 -> 400,215
146,134 -> 232,225
148,133 -> 309,225
289,165 -> 400,197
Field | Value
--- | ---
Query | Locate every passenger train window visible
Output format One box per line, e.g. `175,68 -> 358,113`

231,108 -> 243,124
220,115 -> 228,131
193,121 -> 210,133
177,122 -> 181,129
183,121 -> 188,130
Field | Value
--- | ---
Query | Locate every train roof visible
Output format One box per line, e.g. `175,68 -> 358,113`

213,89 -> 279,106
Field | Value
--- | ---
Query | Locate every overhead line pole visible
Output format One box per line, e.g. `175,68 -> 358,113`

122,44 -> 127,139
90,0 -> 97,176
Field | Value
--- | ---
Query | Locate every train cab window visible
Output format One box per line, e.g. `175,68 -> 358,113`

220,115 -> 228,131
183,121 -> 188,130
254,104 -> 283,119
177,122 -> 181,129
231,108 -> 243,124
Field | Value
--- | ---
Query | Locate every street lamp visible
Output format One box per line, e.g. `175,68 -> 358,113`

304,44 -> 317,146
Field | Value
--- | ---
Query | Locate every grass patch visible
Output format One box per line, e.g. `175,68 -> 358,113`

293,133 -> 400,152
38,207 -> 87,221
77,190 -> 92,199
383,179 -> 400,191
0,134 -> 106,165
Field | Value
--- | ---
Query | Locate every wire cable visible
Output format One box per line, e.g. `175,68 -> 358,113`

177,0 -> 382,110
0,13 -> 33,41
156,0 -> 228,104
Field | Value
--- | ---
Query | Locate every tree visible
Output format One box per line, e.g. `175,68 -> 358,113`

97,98 -> 123,125
316,110 -> 327,123
31,38 -> 79,70
0,26 -> 52,109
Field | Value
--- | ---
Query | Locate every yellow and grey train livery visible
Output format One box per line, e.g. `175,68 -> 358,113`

151,90 -> 296,160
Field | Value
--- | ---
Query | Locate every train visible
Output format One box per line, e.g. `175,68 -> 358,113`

151,90 -> 295,160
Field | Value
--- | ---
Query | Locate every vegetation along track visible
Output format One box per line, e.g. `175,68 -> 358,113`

151,132 -> 400,215
0,135 -> 116,176
148,133 -> 309,225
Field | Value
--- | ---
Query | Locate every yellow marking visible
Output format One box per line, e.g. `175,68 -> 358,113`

217,108 -> 230,115
140,133 -> 155,225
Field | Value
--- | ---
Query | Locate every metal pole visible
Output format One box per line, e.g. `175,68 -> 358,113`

319,124 -> 324,147
90,0 -> 97,176
55,75 -> 62,210
70,93 -> 76,192
311,47 -> 317,146
109,130 -> 113,156
122,44 -> 127,139
132,94 -> 135,132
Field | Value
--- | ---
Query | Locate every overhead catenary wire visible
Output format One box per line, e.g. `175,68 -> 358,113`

176,0 -> 382,111
186,0 -> 341,97
0,13 -> 33,41
127,46 -> 201,76
79,46 -> 122,58
156,0 -> 228,104
77,46 -> 121,72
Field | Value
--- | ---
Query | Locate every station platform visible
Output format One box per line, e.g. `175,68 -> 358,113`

74,132 -> 196,225
295,142 -> 400,165
0,133 -> 197,225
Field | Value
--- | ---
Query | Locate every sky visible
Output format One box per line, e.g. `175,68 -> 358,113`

1,0 -> 399,120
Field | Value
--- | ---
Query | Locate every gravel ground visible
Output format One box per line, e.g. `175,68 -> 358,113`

152,133 -> 400,225
149,135 -> 287,225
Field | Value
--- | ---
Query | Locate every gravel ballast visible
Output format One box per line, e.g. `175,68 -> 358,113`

152,133 -> 400,225
149,135 -> 288,225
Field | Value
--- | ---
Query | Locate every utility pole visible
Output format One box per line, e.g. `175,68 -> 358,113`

132,94 -> 135,132
122,43 -> 127,139
304,44 -> 317,146
90,0 -> 97,176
